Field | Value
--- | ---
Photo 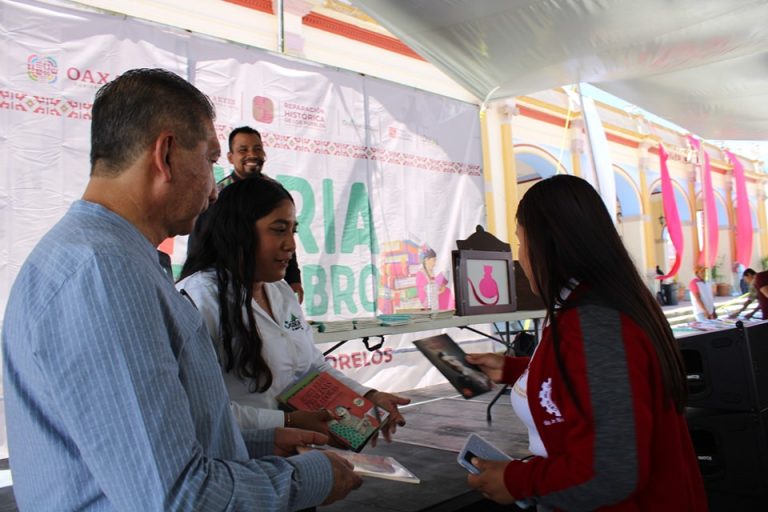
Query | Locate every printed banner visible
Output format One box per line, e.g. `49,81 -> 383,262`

188,37 -> 486,391
0,0 -> 488,446
0,0 -> 187,326
188,40 -> 484,321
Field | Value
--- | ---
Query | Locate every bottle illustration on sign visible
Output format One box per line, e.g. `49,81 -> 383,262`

468,265 -> 500,305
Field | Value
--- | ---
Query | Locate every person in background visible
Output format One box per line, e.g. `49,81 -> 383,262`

738,264 -> 751,294
189,125 -> 305,302
2,68 -> 361,511
731,267 -> 768,319
178,176 -> 409,437
689,264 -> 716,320
465,175 -> 706,511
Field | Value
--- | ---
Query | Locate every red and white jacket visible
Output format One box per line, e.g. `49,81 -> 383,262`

502,293 -> 707,511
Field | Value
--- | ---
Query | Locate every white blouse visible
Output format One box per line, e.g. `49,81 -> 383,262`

177,270 -> 370,430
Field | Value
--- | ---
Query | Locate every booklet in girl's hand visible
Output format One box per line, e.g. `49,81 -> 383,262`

413,334 -> 494,399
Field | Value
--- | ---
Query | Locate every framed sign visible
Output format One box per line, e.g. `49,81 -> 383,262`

452,249 -> 516,316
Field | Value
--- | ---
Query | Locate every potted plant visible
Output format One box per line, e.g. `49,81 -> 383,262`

676,282 -> 687,302
710,259 -> 731,297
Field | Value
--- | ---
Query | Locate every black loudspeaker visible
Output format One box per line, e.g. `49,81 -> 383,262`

678,322 -> 768,411
686,408 -> 768,495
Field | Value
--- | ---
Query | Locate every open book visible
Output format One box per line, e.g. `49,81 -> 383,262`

413,334 -> 493,399
298,446 -> 420,484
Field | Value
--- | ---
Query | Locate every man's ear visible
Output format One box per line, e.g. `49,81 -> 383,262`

227,151 -> 235,166
152,132 -> 174,183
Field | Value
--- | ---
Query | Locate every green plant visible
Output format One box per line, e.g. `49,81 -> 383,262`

710,257 -> 725,283
761,256 -> 768,271
709,264 -> 718,283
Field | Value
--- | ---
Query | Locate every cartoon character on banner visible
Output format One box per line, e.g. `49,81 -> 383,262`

415,247 -> 455,310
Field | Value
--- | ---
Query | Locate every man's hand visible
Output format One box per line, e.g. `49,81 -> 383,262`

465,353 -> 506,382
321,452 -> 363,505
287,409 -> 334,436
466,458 -> 516,504
273,427 -> 329,457
365,390 -> 410,444
290,282 -> 304,304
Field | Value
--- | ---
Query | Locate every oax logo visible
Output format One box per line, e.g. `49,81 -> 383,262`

252,96 -> 274,124
27,55 -> 58,83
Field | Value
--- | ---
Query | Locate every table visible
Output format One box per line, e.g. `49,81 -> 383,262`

314,310 -> 547,421
319,441 -> 479,512
318,440 -> 528,512
314,310 -> 546,347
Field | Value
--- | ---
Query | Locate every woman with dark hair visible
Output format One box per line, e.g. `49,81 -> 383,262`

178,176 -> 408,436
466,175 -> 706,510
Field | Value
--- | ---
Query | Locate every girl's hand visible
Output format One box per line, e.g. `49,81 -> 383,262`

467,458 -> 517,504
465,353 -> 506,382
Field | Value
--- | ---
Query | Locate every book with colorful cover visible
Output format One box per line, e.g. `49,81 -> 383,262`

413,334 -> 494,399
298,446 -> 420,484
278,371 -> 388,452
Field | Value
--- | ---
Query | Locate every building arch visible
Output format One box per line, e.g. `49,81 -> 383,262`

648,178 -> 692,223
694,190 -> 730,228
514,144 -> 569,199
514,144 -> 567,182
613,165 -> 642,218
648,178 -> 691,275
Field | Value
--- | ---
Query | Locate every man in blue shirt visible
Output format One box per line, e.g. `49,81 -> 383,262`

2,68 -> 360,511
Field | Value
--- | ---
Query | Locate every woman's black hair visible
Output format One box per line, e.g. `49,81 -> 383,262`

180,176 -> 294,393
516,174 -> 687,412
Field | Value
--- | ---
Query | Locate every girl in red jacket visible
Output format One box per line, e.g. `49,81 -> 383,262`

466,175 -> 707,511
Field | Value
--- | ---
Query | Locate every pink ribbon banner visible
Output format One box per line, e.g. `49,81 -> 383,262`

657,144 -> 683,280
725,150 -> 753,266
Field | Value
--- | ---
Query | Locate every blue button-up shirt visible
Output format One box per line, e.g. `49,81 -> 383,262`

2,200 -> 332,511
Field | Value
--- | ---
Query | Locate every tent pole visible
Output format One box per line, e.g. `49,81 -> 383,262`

276,0 -> 285,53
576,83 -> 601,194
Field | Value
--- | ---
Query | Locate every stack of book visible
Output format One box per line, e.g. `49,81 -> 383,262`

353,317 -> 382,330
395,308 -> 432,323
377,314 -> 412,326
318,320 -> 355,333
430,309 -> 455,320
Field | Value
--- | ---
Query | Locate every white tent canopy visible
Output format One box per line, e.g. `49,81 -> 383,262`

352,0 -> 768,140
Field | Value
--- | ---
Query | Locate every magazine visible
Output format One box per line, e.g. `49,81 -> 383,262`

413,334 -> 493,399
298,446 -> 420,484
277,371 -> 388,452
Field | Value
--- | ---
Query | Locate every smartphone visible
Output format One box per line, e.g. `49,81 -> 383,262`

457,433 -> 511,474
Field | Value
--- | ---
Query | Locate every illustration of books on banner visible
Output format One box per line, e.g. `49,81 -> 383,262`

413,334 -> 493,399
278,371 -> 388,452
298,446 -> 420,484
